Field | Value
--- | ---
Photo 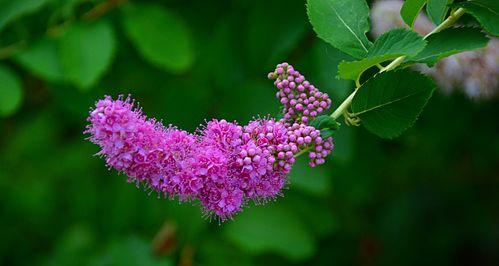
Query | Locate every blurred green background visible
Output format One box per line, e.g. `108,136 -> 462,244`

0,0 -> 498,265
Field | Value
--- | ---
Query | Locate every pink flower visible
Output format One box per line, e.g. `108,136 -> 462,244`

86,63 -> 335,221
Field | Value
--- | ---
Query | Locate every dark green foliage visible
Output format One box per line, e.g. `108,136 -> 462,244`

351,70 -> 435,138
0,64 -> 22,116
454,0 -> 499,36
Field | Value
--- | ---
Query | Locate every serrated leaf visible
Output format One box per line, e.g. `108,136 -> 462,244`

427,0 -> 454,25
307,0 -> 372,59
224,204 -> 315,261
454,0 -> 499,36
401,0 -> 428,27
14,37 -> 65,82
59,20 -> 116,90
0,65 -> 23,117
409,27 -> 489,66
351,70 -> 435,138
0,0 -> 49,31
121,4 -> 194,73
338,28 -> 426,80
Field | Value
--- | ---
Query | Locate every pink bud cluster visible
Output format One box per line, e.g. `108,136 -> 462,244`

267,62 -> 334,167
86,63 -> 335,221
268,62 -> 332,124
286,123 -> 334,167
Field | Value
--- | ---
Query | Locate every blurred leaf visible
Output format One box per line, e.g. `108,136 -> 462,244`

246,0 -> 307,69
401,0 -> 428,27
284,194 -> 338,237
351,70 -> 435,138
225,204 -> 315,261
427,0 -> 453,25
408,27 -> 489,66
14,37 -> 65,82
0,64 -> 23,117
2,111 -> 58,161
44,224 -> 95,266
307,0 -> 372,59
121,4 -> 194,73
289,156 -> 331,196
205,18 -> 245,92
0,0 -> 49,31
149,78 -> 212,131
454,0 -> 499,36
165,203 -> 208,243
310,41 -> 353,101
218,80 -> 279,123
59,20 -> 116,89
91,236 -> 172,266
338,28 -> 426,81
199,236 -> 252,266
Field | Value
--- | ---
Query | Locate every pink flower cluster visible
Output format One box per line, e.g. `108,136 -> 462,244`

268,62 -> 332,124
86,63 -> 334,220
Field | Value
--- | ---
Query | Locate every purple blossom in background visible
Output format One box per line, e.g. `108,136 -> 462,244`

86,63 -> 335,221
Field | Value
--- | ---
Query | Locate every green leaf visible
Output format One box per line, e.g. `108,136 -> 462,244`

409,27 -> 489,66
0,0 -> 49,31
427,0 -> 454,25
401,0 -> 428,27
307,0 -> 372,59
454,0 -> 499,36
320,129 -> 336,139
351,70 -> 435,138
121,4 -> 194,73
14,37 -> 65,82
338,28 -> 426,80
225,204 -> 315,261
0,64 -> 23,117
310,115 -> 340,131
59,20 -> 116,90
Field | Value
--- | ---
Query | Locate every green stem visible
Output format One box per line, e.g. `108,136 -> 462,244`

425,8 -> 466,37
331,89 -> 357,120
328,7 -> 466,120
294,146 -> 311,158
